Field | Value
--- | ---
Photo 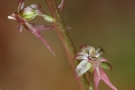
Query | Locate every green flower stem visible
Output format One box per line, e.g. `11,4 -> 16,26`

46,0 -> 89,90
89,72 -> 94,90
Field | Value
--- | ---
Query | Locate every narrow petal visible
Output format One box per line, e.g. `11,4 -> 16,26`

100,68 -> 117,90
18,25 -> 23,33
94,68 -> 101,90
39,36 -> 55,56
76,60 -> 92,78
89,47 -> 96,57
95,47 -> 105,57
24,22 -> 55,55
74,55 -> 88,60
18,0 -> 24,12
76,52 -> 87,56
94,68 -> 117,90
81,44 -> 94,53
30,23 -> 55,31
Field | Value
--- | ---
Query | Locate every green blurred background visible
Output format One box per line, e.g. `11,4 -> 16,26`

0,0 -> 135,90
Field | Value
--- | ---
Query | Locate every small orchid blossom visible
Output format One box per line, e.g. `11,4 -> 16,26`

74,44 -> 117,90
8,0 -> 56,55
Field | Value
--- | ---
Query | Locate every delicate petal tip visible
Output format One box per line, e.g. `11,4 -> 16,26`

8,16 -> 15,20
100,68 -> 117,90
39,37 -> 55,56
25,22 -> 55,56
18,0 -> 24,11
76,60 -> 92,77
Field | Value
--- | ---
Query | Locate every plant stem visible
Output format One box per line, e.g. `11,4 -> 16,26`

46,0 -> 89,90
89,72 -> 94,90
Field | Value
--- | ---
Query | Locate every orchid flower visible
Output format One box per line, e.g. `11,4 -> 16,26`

74,44 -> 117,90
8,0 -> 57,55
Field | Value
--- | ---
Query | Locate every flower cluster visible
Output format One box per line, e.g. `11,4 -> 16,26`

74,44 -> 117,90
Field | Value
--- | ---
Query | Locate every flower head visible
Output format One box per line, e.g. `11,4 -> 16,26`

74,44 -> 117,90
8,0 -> 55,55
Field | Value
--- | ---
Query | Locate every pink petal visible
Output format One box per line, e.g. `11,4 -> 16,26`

94,68 -> 117,90
30,23 -> 55,31
94,67 -> 101,90
100,68 -> 117,90
18,0 -> 24,12
31,23 -> 71,31
24,22 -> 55,56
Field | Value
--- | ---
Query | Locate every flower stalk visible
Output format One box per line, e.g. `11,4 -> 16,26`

46,0 -> 89,90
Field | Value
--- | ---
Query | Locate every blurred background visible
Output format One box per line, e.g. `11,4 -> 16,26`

0,0 -> 135,90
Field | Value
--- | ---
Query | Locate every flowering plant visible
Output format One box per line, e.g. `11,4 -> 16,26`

8,0 -> 118,90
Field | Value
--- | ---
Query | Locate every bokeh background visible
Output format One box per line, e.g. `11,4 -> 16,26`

0,0 -> 135,90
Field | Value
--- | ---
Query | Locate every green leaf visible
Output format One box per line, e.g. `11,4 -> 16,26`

100,61 -> 112,71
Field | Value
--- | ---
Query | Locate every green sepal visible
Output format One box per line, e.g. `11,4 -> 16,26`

100,61 -> 112,71
43,14 -> 55,22
19,7 -> 37,21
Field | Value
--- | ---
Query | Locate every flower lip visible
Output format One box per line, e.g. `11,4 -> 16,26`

8,13 -> 18,20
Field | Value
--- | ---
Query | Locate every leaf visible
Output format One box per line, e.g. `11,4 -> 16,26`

100,61 -> 112,71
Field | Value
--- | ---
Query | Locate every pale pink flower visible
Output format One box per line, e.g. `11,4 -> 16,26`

8,0 -> 55,55
74,44 -> 117,90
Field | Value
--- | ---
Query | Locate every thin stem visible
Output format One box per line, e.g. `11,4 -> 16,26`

46,0 -> 89,90
89,72 -> 94,90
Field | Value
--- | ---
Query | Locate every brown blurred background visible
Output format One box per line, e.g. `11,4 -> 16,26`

0,0 -> 135,90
